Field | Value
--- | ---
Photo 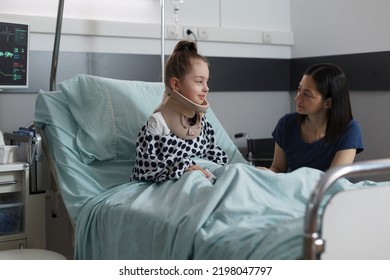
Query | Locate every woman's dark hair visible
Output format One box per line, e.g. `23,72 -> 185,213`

164,40 -> 208,88
298,63 -> 353,142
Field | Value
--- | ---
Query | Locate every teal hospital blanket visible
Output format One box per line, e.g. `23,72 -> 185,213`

74,163 -> 366,260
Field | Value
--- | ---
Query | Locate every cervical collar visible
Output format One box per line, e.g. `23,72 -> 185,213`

155,88 -> 209,140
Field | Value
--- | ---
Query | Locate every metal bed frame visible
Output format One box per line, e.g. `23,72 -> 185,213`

304,158 -> 390,259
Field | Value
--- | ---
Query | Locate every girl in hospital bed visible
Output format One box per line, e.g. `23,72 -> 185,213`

132,40 -> 228,182
265,63 -> 364,173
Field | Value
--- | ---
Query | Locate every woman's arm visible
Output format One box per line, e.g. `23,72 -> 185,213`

268,143 -> 288,173
330,149 -> 357,168
257,142 -> 287,173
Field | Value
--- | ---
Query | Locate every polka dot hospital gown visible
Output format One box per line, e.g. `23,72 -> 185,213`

132,116 -> 228,182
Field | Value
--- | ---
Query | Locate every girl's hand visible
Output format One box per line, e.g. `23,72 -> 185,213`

186,165 -> 208,177
255,166 -> 268,170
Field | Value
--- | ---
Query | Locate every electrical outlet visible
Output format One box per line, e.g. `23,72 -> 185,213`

183,26 -> 197,40
197,27 -> 208,40
262,32 -> 272,44
166,25 -> 181,39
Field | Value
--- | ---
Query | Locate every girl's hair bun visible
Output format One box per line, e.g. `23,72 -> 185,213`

173,40 -> 198,54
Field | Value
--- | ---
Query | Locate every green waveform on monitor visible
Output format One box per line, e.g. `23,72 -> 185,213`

0,26 -> 15,42
0,51 -> 14,58
0,71 -> 13,77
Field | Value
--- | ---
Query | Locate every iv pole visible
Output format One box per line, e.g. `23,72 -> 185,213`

50,0 -> 64,91
160,0 -> 165,83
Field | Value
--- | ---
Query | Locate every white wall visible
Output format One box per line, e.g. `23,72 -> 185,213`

208,91 -> 290,147
351,91 -> 390,161
1,0 -> 292,58
3,0 -> 288,30
291,0 -> 390,161
291,0 -> 390,58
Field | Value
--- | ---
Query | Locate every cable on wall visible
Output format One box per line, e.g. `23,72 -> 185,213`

186,28 -> 197,44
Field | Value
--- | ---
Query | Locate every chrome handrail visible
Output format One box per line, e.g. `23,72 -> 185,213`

303,158 -> 390,259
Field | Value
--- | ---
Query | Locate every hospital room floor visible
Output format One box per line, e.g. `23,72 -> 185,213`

45,197 -> 74,259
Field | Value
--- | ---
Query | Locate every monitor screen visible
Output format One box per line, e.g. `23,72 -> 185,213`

0,21 -> 29,89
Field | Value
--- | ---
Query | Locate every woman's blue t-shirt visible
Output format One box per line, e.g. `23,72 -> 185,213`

272,112 -> 364,172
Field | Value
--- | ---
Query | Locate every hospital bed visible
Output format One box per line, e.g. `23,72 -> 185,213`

33,74 -> 390,260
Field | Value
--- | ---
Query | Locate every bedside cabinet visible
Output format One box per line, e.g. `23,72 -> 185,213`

0,162 -> 46,251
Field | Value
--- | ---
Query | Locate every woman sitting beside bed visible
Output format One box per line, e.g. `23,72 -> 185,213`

263,63 -> 364,173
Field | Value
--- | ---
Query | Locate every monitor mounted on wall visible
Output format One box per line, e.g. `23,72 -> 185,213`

0,21 -> 30,90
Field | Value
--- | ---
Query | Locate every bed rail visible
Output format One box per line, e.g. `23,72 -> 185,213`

303,158 -> 390,259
